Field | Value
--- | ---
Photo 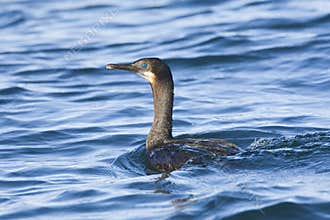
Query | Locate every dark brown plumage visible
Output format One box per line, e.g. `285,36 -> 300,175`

106,58 -> 241,172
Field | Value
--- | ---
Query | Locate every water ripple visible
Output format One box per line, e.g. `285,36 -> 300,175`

1,0 -> 330,219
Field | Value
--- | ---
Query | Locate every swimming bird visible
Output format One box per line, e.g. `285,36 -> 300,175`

106,58 -> 241,172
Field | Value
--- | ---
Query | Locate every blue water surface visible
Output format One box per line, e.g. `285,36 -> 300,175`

1,0 -> 330,219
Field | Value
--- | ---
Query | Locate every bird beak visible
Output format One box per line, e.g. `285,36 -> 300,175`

106,63 -> 138,73
106,62 -> 155,83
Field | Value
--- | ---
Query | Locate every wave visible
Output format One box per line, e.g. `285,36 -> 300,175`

223,201 -> 330,220
251,131 -> 330,150
0,10 -> 26,29
0,86 -> 31,96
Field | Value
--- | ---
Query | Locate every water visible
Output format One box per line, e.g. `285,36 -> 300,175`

1,0 -> 330,219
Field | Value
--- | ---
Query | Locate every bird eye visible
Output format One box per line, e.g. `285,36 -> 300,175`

141,63 -> 148,69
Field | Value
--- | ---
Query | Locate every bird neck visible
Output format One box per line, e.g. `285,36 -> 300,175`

146,79 -> 173,150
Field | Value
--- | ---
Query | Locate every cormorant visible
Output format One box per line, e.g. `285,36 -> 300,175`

106,58 -> 241,172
